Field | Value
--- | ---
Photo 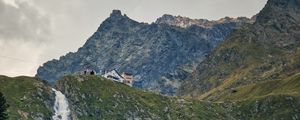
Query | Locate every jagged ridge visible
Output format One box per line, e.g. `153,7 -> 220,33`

36,10 -> 252,95
156,14 -> 255,28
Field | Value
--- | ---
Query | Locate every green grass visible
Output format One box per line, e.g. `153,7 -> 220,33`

55,75 -> 300,119
0,74 -> 299,119
0,75 -> 53,120
228,94 -> 300,120
56,75 -> 234,119
218,71 -> 300,101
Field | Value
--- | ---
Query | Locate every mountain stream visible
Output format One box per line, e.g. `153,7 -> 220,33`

52,88 -> 71,120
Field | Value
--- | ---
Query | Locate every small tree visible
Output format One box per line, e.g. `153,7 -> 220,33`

0,92 -> 8,120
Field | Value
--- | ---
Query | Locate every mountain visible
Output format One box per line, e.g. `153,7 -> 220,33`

3,0 -> 300,119
36,10 -> 253,95
179,0 -> 300,100
0,75 -> 54,119
55,75 -> 300,119
156,14 -> 255,28
2,0 -> 300,119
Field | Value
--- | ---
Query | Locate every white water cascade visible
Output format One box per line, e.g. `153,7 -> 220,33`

52,88 -> 71,120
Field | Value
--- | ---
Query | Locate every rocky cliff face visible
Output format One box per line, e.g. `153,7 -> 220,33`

179,0 -> 300,99
37,10 -> 253,95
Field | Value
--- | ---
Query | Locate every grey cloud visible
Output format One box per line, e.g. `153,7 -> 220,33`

0,0 -> 50,43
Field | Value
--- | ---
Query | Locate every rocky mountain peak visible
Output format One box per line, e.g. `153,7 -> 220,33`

96,9 -> 140,32
251,0 -> 300,46
110,9 -> 122,17
256,0 -> 300,24
269,0 -> 300,9
106,9 -> 129,21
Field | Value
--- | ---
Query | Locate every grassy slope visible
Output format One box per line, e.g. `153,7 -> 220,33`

214,71 -> 300,119
0,75 -> 54,120
0,75 -> 296,119
227,94 -> 300,120
217,71 -> 300,101
56,75 -> 300,120
196,38 -> 300,100
56,75 -> 230,120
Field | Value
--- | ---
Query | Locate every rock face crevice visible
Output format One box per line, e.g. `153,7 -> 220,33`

37,10 -> 253,95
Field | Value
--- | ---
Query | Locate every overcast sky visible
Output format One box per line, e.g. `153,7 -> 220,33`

0,0 -> 268,77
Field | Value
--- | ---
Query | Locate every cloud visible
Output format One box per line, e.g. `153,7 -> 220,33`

0,40 -> 44,76
0,0 -> 50,76
0,0 -> 51,43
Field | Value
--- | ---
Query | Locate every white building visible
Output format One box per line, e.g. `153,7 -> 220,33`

102,69 -> 124,83
102,69 -> 134,86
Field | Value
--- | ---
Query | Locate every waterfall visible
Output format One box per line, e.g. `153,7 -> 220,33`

52,88 -> 71,120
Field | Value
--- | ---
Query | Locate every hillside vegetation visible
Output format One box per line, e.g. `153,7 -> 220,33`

55,75 -> 226,119
0,76 -> 54,120
0,74 -> 298,119
55,75 -> 300,120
